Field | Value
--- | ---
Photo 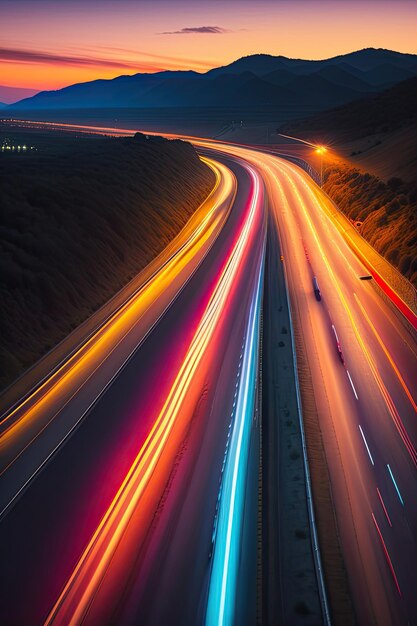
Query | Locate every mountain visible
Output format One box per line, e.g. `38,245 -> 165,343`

12,71 -> 200,110
205,54 -> 294,77
360,63 -> 417,87
0,102 -> 7,109
282,76 -> 417,138
9,48 -> 417,112
209,48 -> 417,77
307,66 -> 375,92
282,76 -> 417,182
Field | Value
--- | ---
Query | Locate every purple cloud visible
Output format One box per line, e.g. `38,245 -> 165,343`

160,26 -> 229,35
0,47 -> 141,70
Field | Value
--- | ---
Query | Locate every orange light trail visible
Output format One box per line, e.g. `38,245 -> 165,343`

266,157 -> 417,466
354,294 -> 417,414
44,164 -> 264,625
0,158 -> 234,477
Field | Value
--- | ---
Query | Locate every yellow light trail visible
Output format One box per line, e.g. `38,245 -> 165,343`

354,293 -> 417,413
0,159 -> 235,471
44,164 -> 263,626
267,157 -> 417,464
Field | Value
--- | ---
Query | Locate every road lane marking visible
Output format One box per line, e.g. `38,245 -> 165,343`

387,464 -> 404,506
358,425 -> 374,465
211,338 -> 245,552
347,371 -> 359,400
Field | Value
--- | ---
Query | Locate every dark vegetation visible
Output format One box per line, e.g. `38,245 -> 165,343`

323,165 -> 417,285
0,126 -> 215,389
282,76 -> 417,287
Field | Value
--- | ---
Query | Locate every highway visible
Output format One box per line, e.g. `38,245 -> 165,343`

0,152 -> 267,625
0,123 -> 416,625
195,140 -> 417,625
261,153 -> 417,626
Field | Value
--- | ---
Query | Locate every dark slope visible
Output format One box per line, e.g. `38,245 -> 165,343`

282,77 -> 417,286
12,70 -> 200,110
282,76 -> 417,139
0,128 -> 215,389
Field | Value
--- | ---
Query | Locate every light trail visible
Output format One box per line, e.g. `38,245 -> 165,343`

2,121 -> 416,624
387,464 -> 404,506
268,158 -> 417,467
372,513 -> 402,597
354,293 -> 417,413
277,154 -> 417,331
205,240 -> 264,626
44,164 -> 264,626
0,159 -> 234,473
376,487 -> 393,528
211,342 -> 245,554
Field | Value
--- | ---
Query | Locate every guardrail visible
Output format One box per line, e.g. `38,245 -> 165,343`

270,148 -> 417,329
267,234 -> 332,625
281,256 -> 332,626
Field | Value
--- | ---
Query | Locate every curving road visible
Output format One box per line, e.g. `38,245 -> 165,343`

194,139 -> 417,625
0,123 -> 416,626
0,152 -> 266,625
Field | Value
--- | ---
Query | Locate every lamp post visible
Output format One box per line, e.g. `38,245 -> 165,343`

315,146 -> 327,187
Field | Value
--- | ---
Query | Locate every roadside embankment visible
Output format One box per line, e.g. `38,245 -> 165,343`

322,163 -> 417,292
0,127 -> 215,390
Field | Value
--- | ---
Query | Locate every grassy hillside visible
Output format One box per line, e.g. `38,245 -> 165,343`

323,165 -> 417,286
281,77 -> 417,183
0,126 -> 215,390
281,78 -> 417,287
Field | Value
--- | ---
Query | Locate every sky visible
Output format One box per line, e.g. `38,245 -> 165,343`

1,0 -> 417,97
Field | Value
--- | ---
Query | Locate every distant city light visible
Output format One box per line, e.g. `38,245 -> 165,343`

1,138 -> 35,153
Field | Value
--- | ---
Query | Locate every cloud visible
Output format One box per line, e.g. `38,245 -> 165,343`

0,47 -> 143,70
0,46 -> 216,74
160,26 -> 229,35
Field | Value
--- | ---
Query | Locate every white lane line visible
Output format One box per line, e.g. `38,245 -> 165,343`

347,370 -> 358,400
359,425 -> 374,466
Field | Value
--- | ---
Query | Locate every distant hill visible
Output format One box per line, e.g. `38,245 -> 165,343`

281,75 -> 417,286
0,127 -> 214,389
282,76 -> 417,140
9,48 -> 417,113
208,48 -> 417,86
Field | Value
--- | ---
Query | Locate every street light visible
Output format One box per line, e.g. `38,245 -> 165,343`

315,146 -> 327,187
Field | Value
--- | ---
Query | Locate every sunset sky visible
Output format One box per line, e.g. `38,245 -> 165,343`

1,0 -> 417,98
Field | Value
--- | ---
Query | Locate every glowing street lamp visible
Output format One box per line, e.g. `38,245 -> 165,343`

315,146 -> 327,187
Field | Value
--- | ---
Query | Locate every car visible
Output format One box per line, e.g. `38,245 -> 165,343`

336,343 -> 345,364
312,276 -> 321,301
332,324 -> 345,364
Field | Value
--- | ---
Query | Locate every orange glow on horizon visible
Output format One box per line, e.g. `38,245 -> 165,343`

1,0 -> 416,91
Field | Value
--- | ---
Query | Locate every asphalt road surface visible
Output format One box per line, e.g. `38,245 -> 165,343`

0,153 -> 266,625
0,124 -> 416,626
